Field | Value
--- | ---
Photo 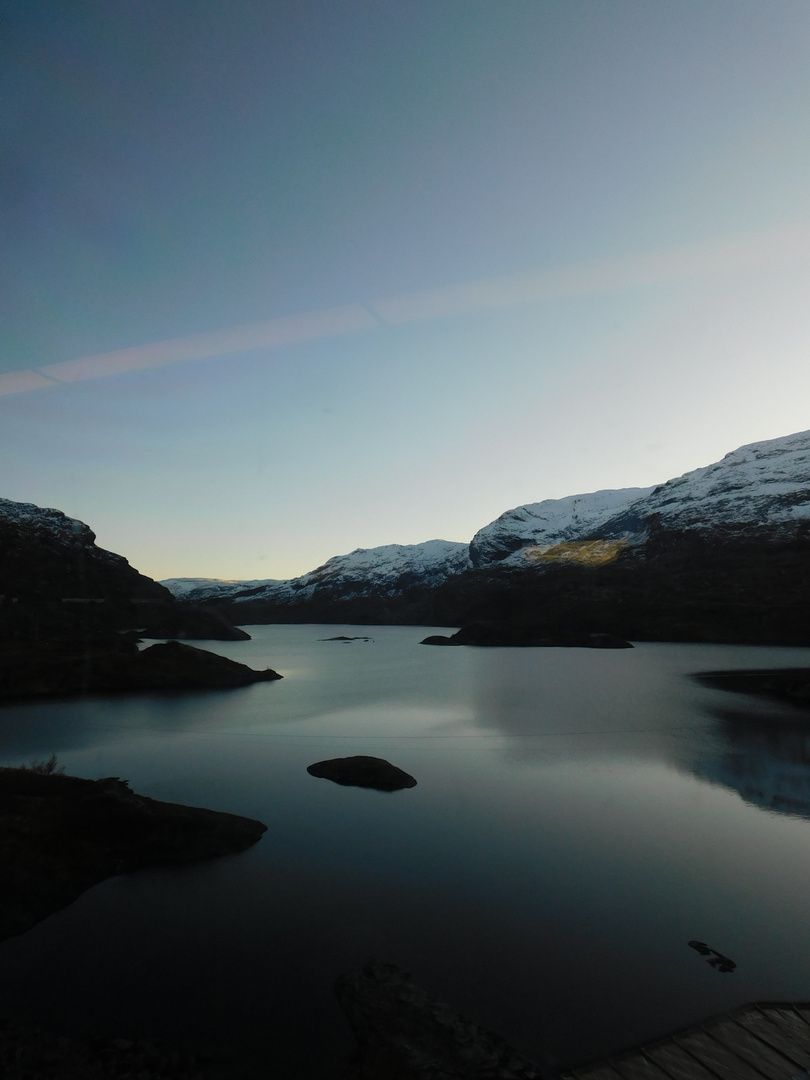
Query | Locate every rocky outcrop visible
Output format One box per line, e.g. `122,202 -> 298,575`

0,638 -> 282,702
307,756 -> 417,791
0,498 -> 169,602
0,766 -> 267,943
421,623 -> 632,648
335,961 -> 544,1079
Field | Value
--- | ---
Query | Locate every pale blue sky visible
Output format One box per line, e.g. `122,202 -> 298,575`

2,1 -> 810,580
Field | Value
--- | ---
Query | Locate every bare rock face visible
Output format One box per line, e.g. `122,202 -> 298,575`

307,756 -> 417,791
335,961 -> 545,1080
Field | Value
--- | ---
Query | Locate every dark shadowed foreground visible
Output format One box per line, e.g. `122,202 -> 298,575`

0,766 -> 267,943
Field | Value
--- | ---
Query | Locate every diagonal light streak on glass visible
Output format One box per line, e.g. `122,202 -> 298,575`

2,219 -> 808,397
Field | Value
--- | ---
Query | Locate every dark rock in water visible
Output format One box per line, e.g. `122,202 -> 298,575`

137,600 -> 251,640
320,635 -> 374,642
307,756 -> 417,791
694,668 -> 810,709
335,960 -> 544,1079
420,622 -> 632,648
136,640 -> 280,688
0,766 -> 267,944
0,637 -> 282,702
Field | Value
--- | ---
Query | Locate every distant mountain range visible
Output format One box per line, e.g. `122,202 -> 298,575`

2,429 -> 809,643
157,429 -> 810,641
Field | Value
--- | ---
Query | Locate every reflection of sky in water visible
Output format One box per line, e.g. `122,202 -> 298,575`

3,628 -> 810,1077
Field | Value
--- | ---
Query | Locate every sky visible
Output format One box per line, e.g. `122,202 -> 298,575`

2,0 -> 810,582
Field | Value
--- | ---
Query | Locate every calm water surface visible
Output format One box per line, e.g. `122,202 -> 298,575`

2,626 -> 810,1076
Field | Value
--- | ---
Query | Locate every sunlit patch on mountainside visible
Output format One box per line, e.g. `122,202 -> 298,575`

522,539 -> 627,566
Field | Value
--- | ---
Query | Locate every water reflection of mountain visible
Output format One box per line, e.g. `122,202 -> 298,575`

692,707 -> 810,819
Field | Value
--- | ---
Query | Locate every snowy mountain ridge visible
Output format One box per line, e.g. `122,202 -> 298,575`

160,428 -> 810,603
163,540 -> 471,606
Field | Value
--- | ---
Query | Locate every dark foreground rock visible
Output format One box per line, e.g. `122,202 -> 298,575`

0,766 -> 267,944
0,638 -> 282,702
335,960 -> 544,1080
0,1018 -> 230,1080
694,668 -> 810,709
421,622 -> 632,648
307,756 -> 417,791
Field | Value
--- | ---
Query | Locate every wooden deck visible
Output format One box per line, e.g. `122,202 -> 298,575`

559,1003 -> 810,1080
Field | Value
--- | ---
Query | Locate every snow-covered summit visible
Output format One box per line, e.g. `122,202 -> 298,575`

162,540 -> 471,605
470,429 -> 810,567
621,428 -> 810,534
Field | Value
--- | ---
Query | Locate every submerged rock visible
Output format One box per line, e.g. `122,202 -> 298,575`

0,766 -> 267,944
307,756 -> 417,791
335,960 -> 544,1079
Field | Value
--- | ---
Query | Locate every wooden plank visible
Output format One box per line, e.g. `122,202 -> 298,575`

674,1029 -> 767,1080
790,1004 -> 810,1030
566,1064 -> 626,1080
706,1015 -> 802,1079
755,1007 -> 810,1068
733,1008 -> 810,1071
643,1040 -> 725,1080
607,1052 -> 679,1080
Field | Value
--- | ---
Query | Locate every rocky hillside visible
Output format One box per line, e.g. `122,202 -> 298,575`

0,499 -> 169,602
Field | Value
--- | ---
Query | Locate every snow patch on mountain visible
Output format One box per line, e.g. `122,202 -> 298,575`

469,487 -> 654,568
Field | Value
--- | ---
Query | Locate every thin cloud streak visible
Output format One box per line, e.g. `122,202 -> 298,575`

3,220 -> 808,397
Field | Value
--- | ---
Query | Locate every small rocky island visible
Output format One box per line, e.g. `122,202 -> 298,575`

0,763 -> 267,944
307,755 -> 417,791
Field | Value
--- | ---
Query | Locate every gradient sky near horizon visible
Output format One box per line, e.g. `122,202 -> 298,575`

2,0 -> 810,582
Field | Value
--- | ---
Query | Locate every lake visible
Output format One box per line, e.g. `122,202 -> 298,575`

2,625 -> 810,1077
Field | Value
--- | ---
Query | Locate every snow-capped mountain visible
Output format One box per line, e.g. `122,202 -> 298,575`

162,430 -> 810,610
163,540 -> 471,607
470,429 -> 810,568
